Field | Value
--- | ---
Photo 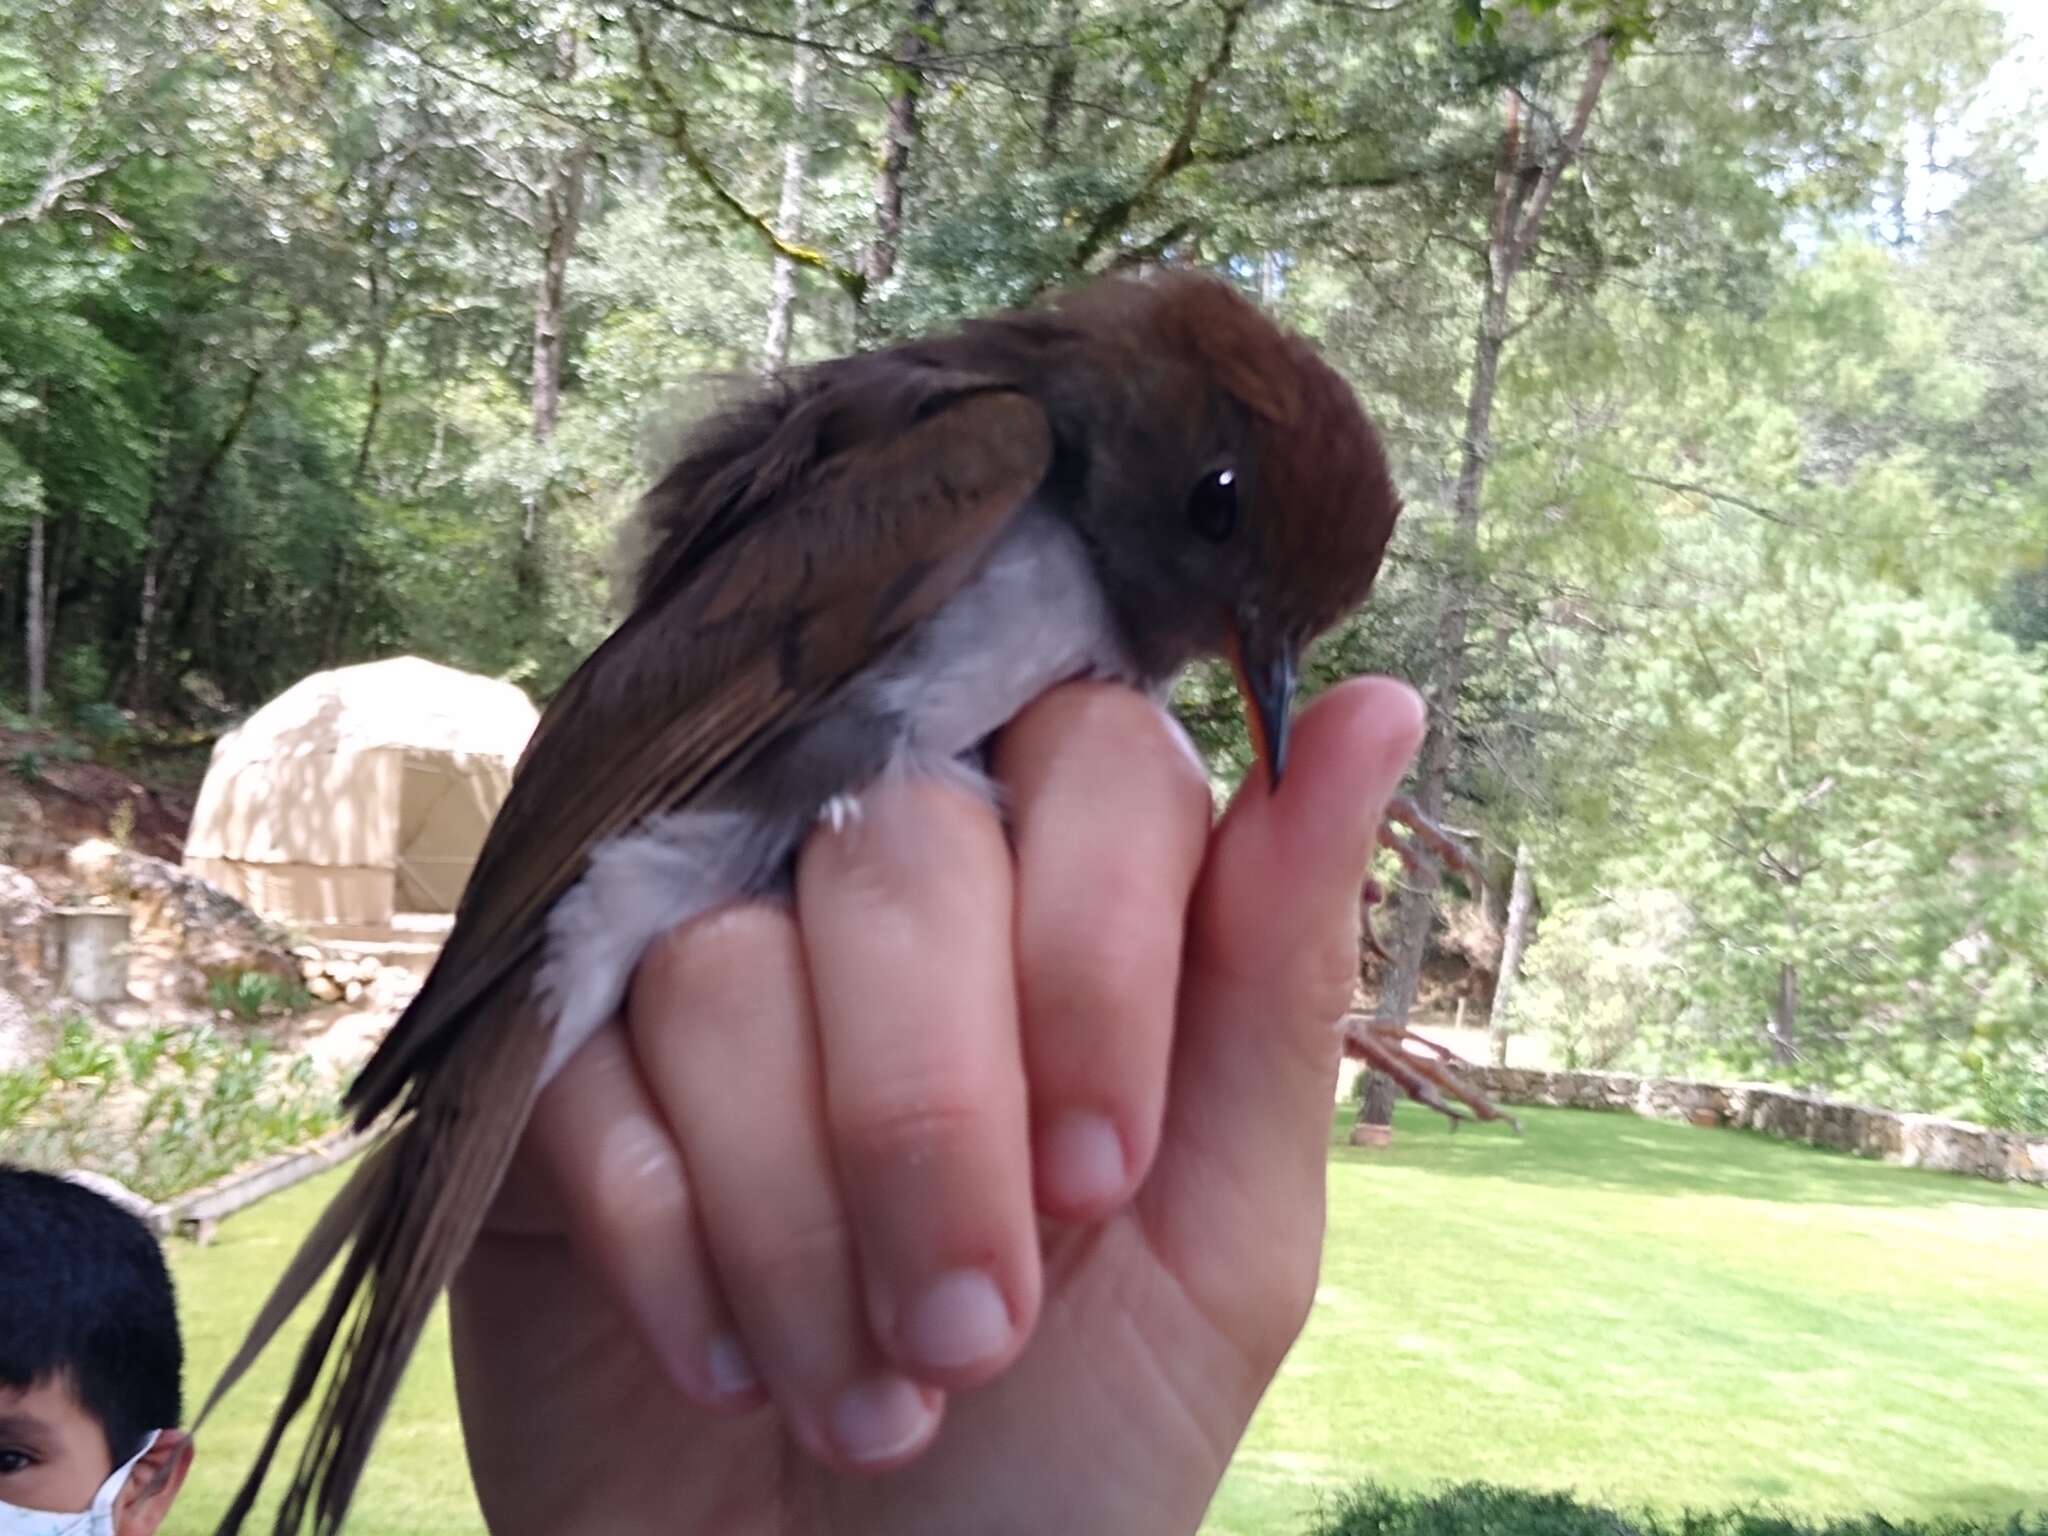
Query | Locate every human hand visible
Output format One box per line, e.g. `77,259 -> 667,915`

449,676 -> 1425,1535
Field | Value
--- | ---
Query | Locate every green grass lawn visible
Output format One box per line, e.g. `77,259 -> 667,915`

166,1170 -> 482,1536
164,1106 -> 2048,1535
1210,1106 -> 2048,1535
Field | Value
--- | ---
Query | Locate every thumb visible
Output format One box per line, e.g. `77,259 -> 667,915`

1141,678 -> 1425,1347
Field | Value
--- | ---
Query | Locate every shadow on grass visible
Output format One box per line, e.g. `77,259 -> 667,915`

1331,1104 -> 2048,1212
1308,1484 -> 2048,1536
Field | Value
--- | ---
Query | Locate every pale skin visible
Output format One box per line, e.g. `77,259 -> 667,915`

452,676 -> 1426,1534
0,1382 -> 191,1533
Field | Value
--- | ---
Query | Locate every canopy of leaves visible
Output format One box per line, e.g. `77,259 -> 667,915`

2,0 -> 2041,1121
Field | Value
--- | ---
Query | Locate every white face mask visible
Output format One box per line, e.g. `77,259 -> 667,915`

0,1430 -> 158,1536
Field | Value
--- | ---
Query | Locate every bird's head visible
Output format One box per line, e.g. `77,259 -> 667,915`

1025,271 -> 1403,788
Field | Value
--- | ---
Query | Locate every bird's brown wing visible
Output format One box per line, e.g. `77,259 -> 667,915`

349,376 -> 1055,1120
204,378 -> 1057,1535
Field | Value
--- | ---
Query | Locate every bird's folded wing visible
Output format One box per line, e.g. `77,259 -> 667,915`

348,381 -> 1055,1120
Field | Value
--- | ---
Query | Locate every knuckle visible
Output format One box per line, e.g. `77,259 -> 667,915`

584,1122 -> 691,1235
1255,1249 -> 1322,1364
740,1203 -> 854,1301
638,905 -> 792,1011
1285,913 -> 1363,1027
1025,903 -> 1174,1041
801,795 -> 1002,942
831,1074 -> 990,1173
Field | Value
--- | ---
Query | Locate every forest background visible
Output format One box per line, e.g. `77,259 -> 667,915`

2,0 -> 2043,1132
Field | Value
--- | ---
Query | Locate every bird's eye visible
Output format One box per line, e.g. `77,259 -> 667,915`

1187,466 -> 1238,543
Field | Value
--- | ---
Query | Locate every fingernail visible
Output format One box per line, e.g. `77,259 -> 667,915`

830,1374 -> 938,1465
707,1332 -> 759,1400
1038,1110 -> 1127,1211
901,1268 -> 1012,1372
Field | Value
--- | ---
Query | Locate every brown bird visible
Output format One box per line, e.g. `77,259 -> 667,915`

201,270 -> 1404,1534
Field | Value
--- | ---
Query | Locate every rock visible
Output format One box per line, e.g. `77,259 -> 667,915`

291,944 -> 324,963
343,980 -> 364,1004
367,967 -> 421,1010
1466,1064 -> 2046,1188
2012,1138 -> 2048,1182
62,841 -> 296,1003
0,985 -> 51,1073
0,864 -> 52,993
0,789 -> 55,867
300,959 -> 326,983
65,839 -> 125,896
308,976 -> 341,1003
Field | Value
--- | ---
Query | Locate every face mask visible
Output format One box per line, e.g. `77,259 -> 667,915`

0,1430 -> 159,1536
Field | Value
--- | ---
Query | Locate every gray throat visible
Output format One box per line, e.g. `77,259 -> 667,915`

534,505 -> 1142,1084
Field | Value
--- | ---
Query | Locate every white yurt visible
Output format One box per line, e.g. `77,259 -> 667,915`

182,657 -> 539,929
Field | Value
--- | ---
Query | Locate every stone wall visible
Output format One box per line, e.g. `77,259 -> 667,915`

1464,1066 -> 2048,1188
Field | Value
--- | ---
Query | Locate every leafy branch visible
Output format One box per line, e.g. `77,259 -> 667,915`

1063,0 -> 1252,274
627,13 -> 868,305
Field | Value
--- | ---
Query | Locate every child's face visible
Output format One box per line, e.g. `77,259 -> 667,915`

0,1378 -> 190,1534
0,1376 -> 110,1512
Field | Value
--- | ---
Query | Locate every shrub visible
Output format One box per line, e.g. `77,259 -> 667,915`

72,698 -> 133,749
0,1016 -> 340,1202
1309,1484 -> 2047,1536
207,968 -> 314,1022
1973,1053 -> 2048,1134
52,645 -> 111,715
1510,890 -> 1697,1070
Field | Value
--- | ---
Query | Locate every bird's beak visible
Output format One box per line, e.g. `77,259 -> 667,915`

1229,621 -> 1300,791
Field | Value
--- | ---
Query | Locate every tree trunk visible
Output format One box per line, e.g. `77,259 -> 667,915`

522,106 -> 592,604
1770,961 -> 1798,1066
865,0 -> 938,291
128,506 -> 167,707
1361,43 -> 1610,1125
762,0 -> 813,373
24,504 -> 46,718
323,319 -> 386,668
1362,285 -> 1508,1125
1489,842 -> 1534,1067
1360,870 -> 1439,1130
1038,0 -> 1079,166
529,145 -> 589,448
355,306 -> 388,483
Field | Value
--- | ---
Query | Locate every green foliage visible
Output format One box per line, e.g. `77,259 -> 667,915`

2,0 -> 2041,1128
1309,1484 -> 2048,1536
1973,1055 -> 2048,1135
1516,583 -> 2048,1121
207,967 -> 314,1022
0,1015 -> 340,1201
1511,892 -> 1693,1069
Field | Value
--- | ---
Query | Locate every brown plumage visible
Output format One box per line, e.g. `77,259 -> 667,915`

202,271 -> 1404,1534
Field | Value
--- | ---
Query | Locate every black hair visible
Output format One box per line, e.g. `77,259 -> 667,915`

0,1166 -> 183,1467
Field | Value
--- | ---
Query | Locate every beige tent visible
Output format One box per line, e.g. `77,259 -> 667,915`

183,657 -> 539,928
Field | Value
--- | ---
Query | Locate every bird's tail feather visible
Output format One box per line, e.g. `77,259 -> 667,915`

204,980 -> 548,1536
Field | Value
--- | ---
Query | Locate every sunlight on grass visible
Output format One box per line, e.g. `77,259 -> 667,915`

164,1106 -> 2048,1535
166,1169 -> 482,1536
1206,1105 -> 2048,1535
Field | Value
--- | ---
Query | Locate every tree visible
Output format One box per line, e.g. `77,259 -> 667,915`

761,0 -> 815,372
1520,580 -> 2047,1123
1353,0 -> 2011,1133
